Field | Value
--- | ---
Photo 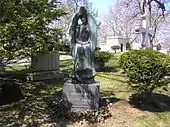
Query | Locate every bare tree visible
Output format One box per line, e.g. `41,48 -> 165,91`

101,0 -> 170,48
101,0 -> 140,44
98,22 -> 109,40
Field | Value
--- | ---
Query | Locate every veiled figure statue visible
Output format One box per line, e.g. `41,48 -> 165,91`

68,6 -> 98,84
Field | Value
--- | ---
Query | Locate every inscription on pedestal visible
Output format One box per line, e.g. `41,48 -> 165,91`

63,81 -> 100,110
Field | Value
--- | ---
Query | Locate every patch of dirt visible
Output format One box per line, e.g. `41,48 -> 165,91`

108,100 -> 152,117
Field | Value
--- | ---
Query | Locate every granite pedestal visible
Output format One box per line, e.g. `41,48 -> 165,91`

63,81 -> 100,111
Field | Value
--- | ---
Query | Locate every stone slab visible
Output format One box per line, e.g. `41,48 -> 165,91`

63,81 -> 100,111
26,71 -> 60,81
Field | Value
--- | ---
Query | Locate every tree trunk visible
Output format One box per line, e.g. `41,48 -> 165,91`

143,88 -> 154,103
149,36 -> 153,50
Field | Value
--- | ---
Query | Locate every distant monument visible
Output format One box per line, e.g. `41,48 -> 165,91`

135,0 -> 165,49
135,0 -> 153,49
63,6 -> 100,110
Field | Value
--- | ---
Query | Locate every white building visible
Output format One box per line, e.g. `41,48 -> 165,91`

99,36 -> 128,53
98,35 -> 169,54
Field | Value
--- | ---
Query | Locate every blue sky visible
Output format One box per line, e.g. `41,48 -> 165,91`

89,0 -> 117,17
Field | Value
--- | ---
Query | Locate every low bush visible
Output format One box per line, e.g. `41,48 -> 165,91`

49,97 -> 111,124
111,45 -> 121,53
94,50 -> 113,69
119,50 -> 170,100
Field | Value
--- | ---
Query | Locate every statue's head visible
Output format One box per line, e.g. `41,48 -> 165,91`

79,6 -> 86,15
78,6 -> 88,25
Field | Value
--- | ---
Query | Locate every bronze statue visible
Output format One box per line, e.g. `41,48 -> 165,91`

68,6 -> 98,84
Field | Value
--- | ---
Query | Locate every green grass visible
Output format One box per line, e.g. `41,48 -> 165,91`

134,113 -> 170,127
95,71 -> 130,99
96,53 -> 130,99
105,53 -> 121,68
60,59 -> 72,71
5,65 -> 30,71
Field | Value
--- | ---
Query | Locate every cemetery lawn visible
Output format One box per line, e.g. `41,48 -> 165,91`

0,54 -> 170,127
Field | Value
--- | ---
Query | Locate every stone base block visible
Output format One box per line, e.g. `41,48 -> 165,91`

63,81 -> 100,111
26,71 -> 60,81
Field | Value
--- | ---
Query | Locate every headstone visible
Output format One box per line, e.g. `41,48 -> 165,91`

27,52 -> 60,81
63,6 -> 100,110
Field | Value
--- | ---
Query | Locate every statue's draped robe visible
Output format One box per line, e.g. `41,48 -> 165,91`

68,7 -> 98,83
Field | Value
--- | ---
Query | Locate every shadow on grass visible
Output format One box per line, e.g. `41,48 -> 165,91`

100,90 -> 121,106
44,75 -> 70,85
0,77 -> 69,127
96,67 -> 118,72
61,68 -> 72,77
100,90 -> 116,98
129,93 -> 170,112
100,97 -> 120,107
97,71 -> 128,78
97,74 -> 127,83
